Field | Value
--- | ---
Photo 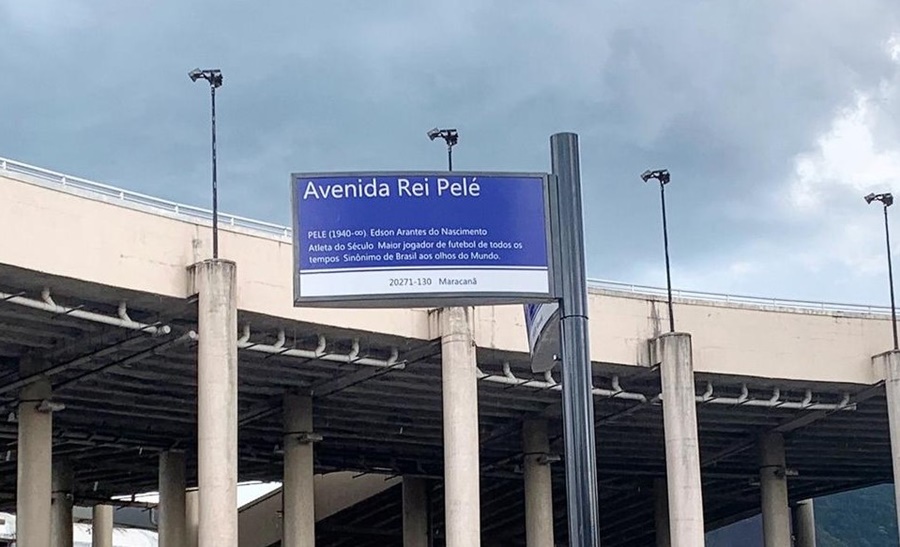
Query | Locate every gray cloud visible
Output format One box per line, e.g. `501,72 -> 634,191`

1,0 -> 899,302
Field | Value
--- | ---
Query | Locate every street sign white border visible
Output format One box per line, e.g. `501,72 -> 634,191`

292,170 -> 559,308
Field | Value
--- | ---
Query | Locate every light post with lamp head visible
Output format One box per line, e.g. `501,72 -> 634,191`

427,128 -> 459,171
189,68 -> 224,259
866,191 -> 898,350
641,168 -> 675,333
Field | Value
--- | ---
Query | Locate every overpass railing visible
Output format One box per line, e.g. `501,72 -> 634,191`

588,278 -> 891,315
0,156 -> 291,239
1,156 -> 889,316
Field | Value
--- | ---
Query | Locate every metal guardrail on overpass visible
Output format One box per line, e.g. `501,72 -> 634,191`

1,155 -> 891,317
588,279 -> 892,316
0,156 -> 291,239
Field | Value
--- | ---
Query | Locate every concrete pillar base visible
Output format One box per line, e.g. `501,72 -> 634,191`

403,477 -> 429,547
283,394 -> 315,547
759,432 -> 792,547
185,489 -> 199,547
18,377 -> 53,547
793,499 -> 816,547
51,460 -> 74,547
440,306 -> 481,547
92,505 -> 114,547
654,332 -> 705,545
523,420 -> 554,547
193,259 -> 238,547
159,451 -> 187,547
874,349 -> 900,543
654,478 -> 670,547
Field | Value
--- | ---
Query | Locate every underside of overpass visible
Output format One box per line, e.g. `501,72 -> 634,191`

0,263 -> 890,546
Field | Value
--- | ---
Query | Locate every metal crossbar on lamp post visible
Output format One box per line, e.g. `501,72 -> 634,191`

189,68 -> 224,259
641,168 -> 675,333
866,192 -> 898,350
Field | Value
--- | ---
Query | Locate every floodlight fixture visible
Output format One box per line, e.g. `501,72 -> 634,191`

641,168 -> 671,185
427,127 -> 459,170
866,191 -> 898,349
189,68 -> 223,88
866,192 -> 894,207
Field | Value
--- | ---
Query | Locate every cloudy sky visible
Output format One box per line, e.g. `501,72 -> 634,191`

2,1 -> 900,305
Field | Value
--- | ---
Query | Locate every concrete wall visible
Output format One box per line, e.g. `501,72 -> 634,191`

475,293 -> 890,384
1,169 -> 892,385
0,171 -> 430,340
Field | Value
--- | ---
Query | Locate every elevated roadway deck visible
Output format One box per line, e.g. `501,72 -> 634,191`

0,157 -> 895,545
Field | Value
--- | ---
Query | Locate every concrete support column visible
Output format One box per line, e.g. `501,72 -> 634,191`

91,505 -> 114,547
185,489 -> 199,547
875,350 -> 900,539
654,333 -> 705,546
51,460 -> 74,547
159,451 -> 187,547
17,377 -> 53,547
653,478 -> 670,547
440,306 -> 481,547
523,420 -> 554,547
283,394 -> 315,547
793,499 -> 816,547
193,259 -> 238,547
759,432 -> 792,547
403,477 -> 429,547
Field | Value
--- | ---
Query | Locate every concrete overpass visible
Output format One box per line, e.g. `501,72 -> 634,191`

0,156 -> 897,546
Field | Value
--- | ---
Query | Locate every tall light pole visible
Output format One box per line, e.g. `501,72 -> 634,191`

866,192 -> 898,350
427,126 -> 462,546
428,128 -> 459,171
189,68 -> 224,259
641,168 -> 675,333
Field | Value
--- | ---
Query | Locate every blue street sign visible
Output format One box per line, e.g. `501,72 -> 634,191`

292,172 -> 556,307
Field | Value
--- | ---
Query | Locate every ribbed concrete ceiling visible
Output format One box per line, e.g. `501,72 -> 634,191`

0,266 -> 889,546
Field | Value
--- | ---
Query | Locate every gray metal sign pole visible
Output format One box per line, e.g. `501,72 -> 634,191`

551,132 -> 601,546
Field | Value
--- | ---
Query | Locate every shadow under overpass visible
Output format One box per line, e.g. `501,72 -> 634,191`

238,471 -> 400,547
